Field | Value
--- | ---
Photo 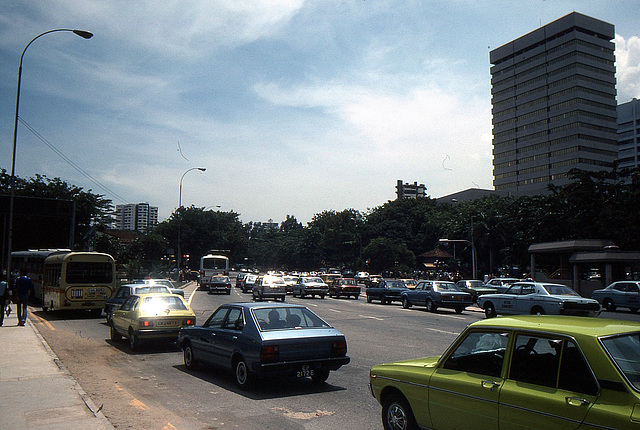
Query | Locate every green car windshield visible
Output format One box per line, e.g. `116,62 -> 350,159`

601,333 -> 640,391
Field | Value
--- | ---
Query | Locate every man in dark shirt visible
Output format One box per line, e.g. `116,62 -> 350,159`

14,268 -> 34,326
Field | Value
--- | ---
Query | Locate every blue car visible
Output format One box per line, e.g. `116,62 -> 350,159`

178,303 -> 350,389
401,280 -> 473,313
591,281 -> 640,312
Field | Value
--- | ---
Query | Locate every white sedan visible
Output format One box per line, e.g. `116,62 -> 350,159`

477,281 -> 601,318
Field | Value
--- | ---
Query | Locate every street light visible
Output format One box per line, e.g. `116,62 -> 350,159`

439,238 -> 477,280
177,167 -> 206,277
5,29 -> 93,284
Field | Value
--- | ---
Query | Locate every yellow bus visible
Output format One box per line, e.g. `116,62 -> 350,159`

42,252 -> 116,314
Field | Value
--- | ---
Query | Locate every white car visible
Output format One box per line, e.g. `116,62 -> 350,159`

477,281 -> 601,318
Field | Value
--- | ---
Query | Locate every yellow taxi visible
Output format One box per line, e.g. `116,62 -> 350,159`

110,293 -> 195,351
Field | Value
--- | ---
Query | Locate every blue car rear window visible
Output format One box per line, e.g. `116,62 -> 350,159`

253,307 -> 331,331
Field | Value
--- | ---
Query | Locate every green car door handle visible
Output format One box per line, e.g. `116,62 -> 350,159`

566,397 -> 590,407
482,380 -> 500,391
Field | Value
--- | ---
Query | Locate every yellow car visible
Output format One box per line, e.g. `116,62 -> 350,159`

110,293 -> 196,351
370,316 -> 640,430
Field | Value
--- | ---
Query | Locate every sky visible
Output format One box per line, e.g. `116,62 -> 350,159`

1,1 -> 639,224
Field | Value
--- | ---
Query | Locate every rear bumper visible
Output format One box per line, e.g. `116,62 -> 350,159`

254,356 -> 351,375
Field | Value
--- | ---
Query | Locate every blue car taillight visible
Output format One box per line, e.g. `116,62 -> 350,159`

331,340 -> 347,356
260,345 -> 279,362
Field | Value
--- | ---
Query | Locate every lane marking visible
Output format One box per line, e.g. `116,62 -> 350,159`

29,310 -> 55,331
358,315 -> 384,321
328,309 -> 341,313
425,328 -> 460,336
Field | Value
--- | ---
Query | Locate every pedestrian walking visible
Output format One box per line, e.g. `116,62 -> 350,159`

0,280 -> 8,326
14,268 -> 34,326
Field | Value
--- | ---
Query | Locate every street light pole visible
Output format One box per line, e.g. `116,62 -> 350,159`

5,29 -> 93,285
439,238 -> 477,280
176,167 -> 206,278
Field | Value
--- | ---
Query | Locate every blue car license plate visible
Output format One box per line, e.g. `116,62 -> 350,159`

297,364 -> 315,378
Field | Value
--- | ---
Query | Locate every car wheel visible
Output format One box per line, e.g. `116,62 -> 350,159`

110,324 -> 121,342
603,299 -> 616,312
629,307 -> 638,313
183,343 -> 197,370
106,312 -> 112,326
455,306 -> 464,314
402,297 -> 411,309
426,299 -> 436,312
320,295 -> 325,299
382,393 -> 418,430
311,369 -> 330,385
128,329 -> 139,351
234,358 -> 254,390
381,295 -> 388,305
530,306 -> 545,315
367,295 -> 372,303
353,295 -> 359,300
484,302 -> 497,318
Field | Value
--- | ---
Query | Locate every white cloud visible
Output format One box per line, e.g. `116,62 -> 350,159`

616,34 -> 640,103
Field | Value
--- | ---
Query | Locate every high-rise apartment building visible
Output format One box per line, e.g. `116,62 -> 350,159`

396,180 -> 427,199
490,12 -> 618,195
114,203 -> 158,232
617,98 -> 640,169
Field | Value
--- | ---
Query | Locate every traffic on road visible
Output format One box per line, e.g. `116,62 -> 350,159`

26,272 -> 640,429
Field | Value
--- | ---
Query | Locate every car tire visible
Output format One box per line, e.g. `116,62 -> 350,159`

382,393 -> 418,430
530,306 -> 545,315
426,299 -> 436,312
320,295 -> 325,299
234,358 -> 254,390
402,297 -> 411,309
629,307 -> 638,313
603,299 -> 616,312
311,369 -> 330,385
455,306 -> 464,314
353,295 -> 359,300
183,343 -> 198,370
367,295 -> 372,303
484,302 -> 497,318
110,324 -> 121,342
381,295 -> 388,305
128,329 -> 139,351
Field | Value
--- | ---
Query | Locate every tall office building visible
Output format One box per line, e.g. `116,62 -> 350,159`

114,203 -> 158,232
617,98 -> 640,169
490,12 -> 618,195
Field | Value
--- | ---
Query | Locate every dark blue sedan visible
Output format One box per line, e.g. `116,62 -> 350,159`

178,302 -> 350,389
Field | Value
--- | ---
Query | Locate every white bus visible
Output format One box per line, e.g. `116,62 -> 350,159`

42,251 -> 116,313
199,253 -> 230,289
10,249 -> 72,301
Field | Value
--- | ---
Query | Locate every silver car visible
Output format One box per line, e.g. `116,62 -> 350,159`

477,281 -> 601,318
591,281 -> 640,312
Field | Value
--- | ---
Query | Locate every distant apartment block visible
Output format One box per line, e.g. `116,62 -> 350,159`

617,98 -> 640,169
396,180 -> 427,199
114,203 -> 158,232
490,12 -> 618,196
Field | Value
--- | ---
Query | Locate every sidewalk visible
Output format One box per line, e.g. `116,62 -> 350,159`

0,306 -> 113,430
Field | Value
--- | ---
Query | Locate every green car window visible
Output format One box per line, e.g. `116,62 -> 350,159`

601,333 -> 640,391
510,335 -> 598,395
443,331 -> 509,377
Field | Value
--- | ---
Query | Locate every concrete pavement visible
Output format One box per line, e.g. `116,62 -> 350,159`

0,305 -> 113,430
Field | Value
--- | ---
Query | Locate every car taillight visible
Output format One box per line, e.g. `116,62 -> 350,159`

331,340 -> 347,356
183,318 -> 195,326
140,319 -> 153,327
260,345 -> 279,362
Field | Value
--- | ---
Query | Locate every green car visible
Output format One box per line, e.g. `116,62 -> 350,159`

369,316 -> 640,430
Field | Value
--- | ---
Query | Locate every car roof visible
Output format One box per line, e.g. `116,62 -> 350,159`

470,315 -> 640,337
218,302 -> 306,310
